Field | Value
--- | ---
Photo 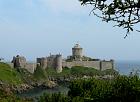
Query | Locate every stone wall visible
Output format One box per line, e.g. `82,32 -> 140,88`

63,60 -> 114,71
37,57 -> 47,69
63,61 -> 101,70
100,61 -> 114,71
7,63 -> 36,73
47,55 -> 56,68
25,63 -> 36,73
7,62 -> 35,73
12,55 -> 26,68
46,54 -> 63,73
8,60 -> 114,74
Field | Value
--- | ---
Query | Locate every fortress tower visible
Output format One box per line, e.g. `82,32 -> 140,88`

55,54 -> 62,73
72,43 -> 83,61
11,55 -> 35,73
36,57 -> 47,69
47,54 -> 63,73
37,54 -> 63,73
12,55 -> 26,68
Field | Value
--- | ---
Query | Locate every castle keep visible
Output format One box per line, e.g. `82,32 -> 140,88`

63,43 -> 114,70
11,44 -> 114,73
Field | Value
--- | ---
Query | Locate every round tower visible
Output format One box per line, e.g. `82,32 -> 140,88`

72,43 -> 83,61
56,54 -> 62,73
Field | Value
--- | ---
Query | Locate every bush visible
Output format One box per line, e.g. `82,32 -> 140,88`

39,93 -> 69,102
68,75 -> 140,102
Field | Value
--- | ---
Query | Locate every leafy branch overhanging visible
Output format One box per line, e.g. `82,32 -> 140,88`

79,0 -> 140,38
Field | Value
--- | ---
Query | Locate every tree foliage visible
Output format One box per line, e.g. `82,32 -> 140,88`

39,92 -> 69,102
79,0 -> 140,38
39,75 -> 140,102
68,75 -> 140,102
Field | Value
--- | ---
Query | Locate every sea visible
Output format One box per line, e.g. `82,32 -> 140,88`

115,61 -> 140,75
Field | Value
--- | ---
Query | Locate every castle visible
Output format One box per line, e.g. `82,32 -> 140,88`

10,43 -> 114,73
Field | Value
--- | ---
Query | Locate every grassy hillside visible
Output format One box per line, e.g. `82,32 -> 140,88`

0,62 -> 117,85
0,63 -> 34,101
33,66 -> 48,80
45,66 -> 118,78
0,62 -> 23,85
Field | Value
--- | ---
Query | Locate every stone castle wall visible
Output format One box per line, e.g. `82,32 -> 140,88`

8,62 -> 36,73
9,60 -> 114,73
47,55 -> 56,68
10,55 -> 36,73
37,57 -> 47,69
63,60 -> 114,71
9,44 -> 115,73
100,61 -> 114,70
37,54 -> 63,73
25,63 -> 36,73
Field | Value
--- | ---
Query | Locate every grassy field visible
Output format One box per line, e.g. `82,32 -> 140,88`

0,62 -> 23,85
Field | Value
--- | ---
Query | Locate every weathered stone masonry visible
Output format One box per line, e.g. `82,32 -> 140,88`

11,55 -> 36,73
10,43 -> 115,73
62,60 -> 114,71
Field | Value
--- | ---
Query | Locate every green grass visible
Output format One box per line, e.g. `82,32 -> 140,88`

0,63 -> 34,101
45,67 -> 71,77
45,66 -> 118,78
33,66 -> 48,80
0,62 -> 23,85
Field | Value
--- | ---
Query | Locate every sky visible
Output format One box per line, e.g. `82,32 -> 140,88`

0,0 -> 140,61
